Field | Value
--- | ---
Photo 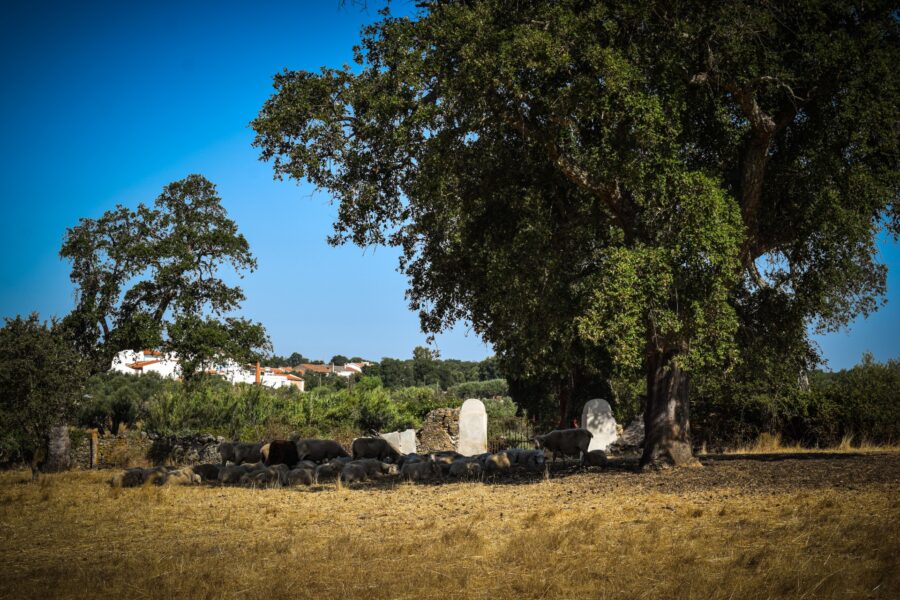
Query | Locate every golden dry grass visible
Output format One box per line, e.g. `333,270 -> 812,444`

1,453 -> 898,600
725,432 -> 900,455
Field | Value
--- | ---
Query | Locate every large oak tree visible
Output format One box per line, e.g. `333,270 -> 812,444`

252,1 -> 898,467
60,174 -> 270,378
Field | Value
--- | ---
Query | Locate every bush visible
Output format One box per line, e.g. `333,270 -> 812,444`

448,379 -> 508,399
392,386 -> 459,422
79,372 -> 169,433
483,396 -> 518,419
78,372 -> 459,440
692,355 -> 900,449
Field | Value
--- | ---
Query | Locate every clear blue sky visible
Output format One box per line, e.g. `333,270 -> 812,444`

0,1 -> 896,369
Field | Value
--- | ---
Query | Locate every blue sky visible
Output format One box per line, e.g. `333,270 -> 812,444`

0,1 -> 896,369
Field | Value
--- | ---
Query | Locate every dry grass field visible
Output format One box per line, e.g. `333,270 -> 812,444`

1,452 -> 898,600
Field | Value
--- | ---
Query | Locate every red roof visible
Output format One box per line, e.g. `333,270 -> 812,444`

298,363 -> 332,374
127,360 -> 161,369
142,349 -> 163,356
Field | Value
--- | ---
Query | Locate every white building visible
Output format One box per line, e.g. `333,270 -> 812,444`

109,350 -> 304,391
334,361 -> 374,378
110,349 -> 181,379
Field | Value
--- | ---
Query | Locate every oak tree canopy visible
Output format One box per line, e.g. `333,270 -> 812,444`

61,174 -> 270,379
252,0 -> 898,467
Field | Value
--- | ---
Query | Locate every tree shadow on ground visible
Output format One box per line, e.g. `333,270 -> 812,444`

699,452 -> 867,463
178,450 -> 892,494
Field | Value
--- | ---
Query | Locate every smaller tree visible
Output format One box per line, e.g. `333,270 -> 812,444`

60,174 -> 260,374
330,355 -> 349,366
287,352 -> 307,367
412,346 -> 439,386
166,316 -> 271,387
0,314 -> 87,477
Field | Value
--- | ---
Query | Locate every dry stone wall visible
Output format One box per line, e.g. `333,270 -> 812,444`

69,429 -> 223,469
416,408 -> 460,453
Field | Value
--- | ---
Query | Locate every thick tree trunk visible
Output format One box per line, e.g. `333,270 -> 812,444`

43,425 -> 71,473
640,350 -> 700,469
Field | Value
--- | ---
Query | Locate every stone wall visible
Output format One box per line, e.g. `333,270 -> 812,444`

147,433 -> 223,465
416,408 -> 460,453
606,418 -> 644,456
70,429 -> 223,469
70,429 -> 92,468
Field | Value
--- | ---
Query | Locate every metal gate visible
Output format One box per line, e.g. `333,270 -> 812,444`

487,417 -> 536,453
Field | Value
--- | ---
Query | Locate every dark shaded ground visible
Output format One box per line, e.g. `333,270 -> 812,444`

545,451 -> 900,495
336,450 -> 900,495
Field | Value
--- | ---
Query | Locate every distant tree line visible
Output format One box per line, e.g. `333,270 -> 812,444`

261,346 -> 501,391
361,348 -> 500,389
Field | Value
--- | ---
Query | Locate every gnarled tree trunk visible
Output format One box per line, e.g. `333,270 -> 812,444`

640,350 -> 700,469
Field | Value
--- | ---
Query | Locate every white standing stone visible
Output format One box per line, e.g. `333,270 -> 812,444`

457,398 -> 488,456
582,398 -> 618,452
399,428 -> 417,455
379,431 -> 402,454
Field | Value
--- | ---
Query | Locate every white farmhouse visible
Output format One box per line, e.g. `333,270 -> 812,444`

334,361 -> 373,378
109,349 -> 181,379
109,350 -> 304,391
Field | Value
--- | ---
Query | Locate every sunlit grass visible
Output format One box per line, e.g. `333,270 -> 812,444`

726,432 -> 900,455
1,454 -> 897,599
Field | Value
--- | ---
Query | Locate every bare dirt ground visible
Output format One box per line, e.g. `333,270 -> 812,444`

1,452 -> 897,600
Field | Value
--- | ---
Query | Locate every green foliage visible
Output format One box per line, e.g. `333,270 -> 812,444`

577,174 -> 743,373
447,379 -> 508,400
0,314 -> 88,463
363,352 -> 501,390
692,355 -> 900,448
80,372 -> 170,433
75,372 -> 452,440
59,174 -> 269,374
287,352 -> 307,366
252,0 -> 899,435
305,371 -> 349,392
390,385 -> 457,421
166,315 -> 270,387
608,369 -> 645,426
483,397 -> 518,419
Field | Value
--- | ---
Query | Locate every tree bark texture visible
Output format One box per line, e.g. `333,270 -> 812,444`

640,350 -> 700,468
43,425 -> 71,473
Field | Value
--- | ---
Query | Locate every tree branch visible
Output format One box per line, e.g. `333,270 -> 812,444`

495,105 -> 626,229
545,143 -> 625,229
748,259 -> 769,289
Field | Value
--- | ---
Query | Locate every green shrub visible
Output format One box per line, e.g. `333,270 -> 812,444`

692,356 -> 900,449
448,378 -> 508,399
483,396 -> 518,419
